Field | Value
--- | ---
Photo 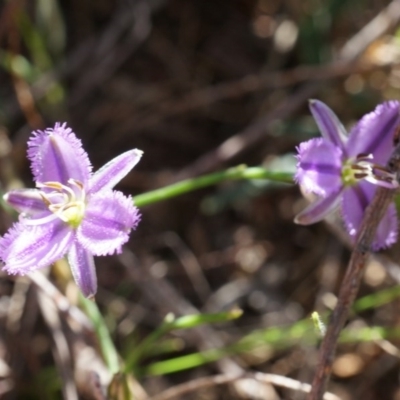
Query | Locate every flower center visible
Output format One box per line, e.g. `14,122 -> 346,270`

38,179 -> 86,228
341,153 -> 398,189
341,160 -> 361,186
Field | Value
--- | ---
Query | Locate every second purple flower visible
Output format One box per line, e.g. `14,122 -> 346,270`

295,100 -> 400,250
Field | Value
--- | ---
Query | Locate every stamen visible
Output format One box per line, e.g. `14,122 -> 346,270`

39,192 -> 52,207
351,165 -> 366,171
356,153 -> 373,160
354,173 -> 368,179
38,181 -> 63,190
344,152 -> 399,189
68,179 -> 84,190
35,179 -> 86,226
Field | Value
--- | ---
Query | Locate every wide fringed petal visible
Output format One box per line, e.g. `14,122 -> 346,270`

77,190 -> 140,256
0,219 -> 74,274
347,101 -> 400,164
373,203 -> 398,250
294,189 -> 342,225
309,99 -> 348,153
295,138 -> 343,197
28,123 -> 92,186
342,182 -> 398,250
4,189 -> 49,216
67,242 -> 97,298
89,149 -> 143,194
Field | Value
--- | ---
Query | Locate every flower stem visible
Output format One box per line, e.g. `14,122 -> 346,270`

80,294 -> 120,374
133,165 -> 293,207
308,142 -> 400,400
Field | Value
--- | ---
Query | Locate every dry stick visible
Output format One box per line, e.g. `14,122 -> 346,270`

116,61 -> 395,135
307,141 -> 400,400
119,250 -> 277,398
37,291 -> 79,400
150,372 -> 340,400
116,0 -> 400,138
173,0 -> 400,181
150,61 -> 395,119
29,271 -> 93,332
174,82 -> 319,181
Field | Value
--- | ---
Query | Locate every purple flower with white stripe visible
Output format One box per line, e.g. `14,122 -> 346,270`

0,123 -> 142,298
295,100 -> 400,250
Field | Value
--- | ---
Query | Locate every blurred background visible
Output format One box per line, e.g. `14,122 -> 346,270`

1,0 -> 400,399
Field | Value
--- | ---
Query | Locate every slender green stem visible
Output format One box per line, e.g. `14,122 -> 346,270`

80,295 -> 120,374
133,165 -> 293,207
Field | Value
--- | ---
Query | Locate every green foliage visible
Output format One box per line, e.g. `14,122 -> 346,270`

124,310 -> 243,373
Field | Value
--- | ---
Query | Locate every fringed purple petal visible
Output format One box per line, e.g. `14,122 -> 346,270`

0,220 -> 74,274
373,203 -> 398,250
347,101 -> 400,163
342,184 -> 368,239
89,149 -> 143,194
309,99 -> 348,153
294,189 -> 342,225
28,123 -> 92,185
342,182 -> 398,250
295,138 -> 343,197
67,242 -> 97,298
4,189 -> 49,216
77,191 -> 140,256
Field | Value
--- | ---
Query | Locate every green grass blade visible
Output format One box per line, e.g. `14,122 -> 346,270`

124,310 -> 242,373
353,284 -> 400,313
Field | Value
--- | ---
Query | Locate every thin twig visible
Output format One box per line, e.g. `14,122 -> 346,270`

174,82 -> 319,181
161,231 -> 212,301
29,271 -> 93,332
37,290 -> 79,400
119,250 -> 277,398
174,0 -> 400,181
307,139 -> 400,400
340,0 -> 400,60
147,61 -> 397,120
150,372 -> 341,400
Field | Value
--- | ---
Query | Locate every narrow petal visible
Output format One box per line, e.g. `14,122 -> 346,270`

77,191 -> 140,256
294,189 -> 342,225
342,182 -> 398,250
0,220 -> 74,274
4,189 -> 48,216
347,101 -> 400,163
309,99 -> 348,153
67,242 -> 97,298
295,138 -> 343,197
89,149 -> 143,194
28,123 -> 92,185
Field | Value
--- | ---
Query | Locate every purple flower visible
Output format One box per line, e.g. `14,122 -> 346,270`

0,123 -> 142,298
295,100 -> 400,250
